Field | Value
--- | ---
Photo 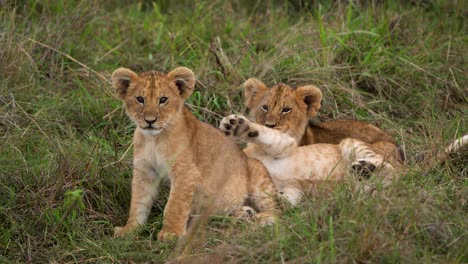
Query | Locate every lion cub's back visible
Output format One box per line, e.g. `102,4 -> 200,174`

194,121 -> 247,173
192,120 -> 250,205
309,119 -> 395,145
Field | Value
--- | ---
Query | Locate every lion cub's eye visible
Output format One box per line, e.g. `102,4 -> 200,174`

159,97 -> 168,105
281,107 -> 291,114
136,96 -> 145,104
261,105 -> 269,112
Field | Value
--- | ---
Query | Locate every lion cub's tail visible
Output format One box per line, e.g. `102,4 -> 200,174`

418,134 -> 468,169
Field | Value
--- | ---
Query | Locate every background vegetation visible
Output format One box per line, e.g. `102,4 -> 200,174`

1,0 -> 466,263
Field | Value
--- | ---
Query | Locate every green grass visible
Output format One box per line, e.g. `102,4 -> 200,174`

1,0 -> 466,263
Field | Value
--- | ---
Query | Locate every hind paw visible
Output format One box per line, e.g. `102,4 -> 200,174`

232,206 -> 256,218
351,159 -> 376,180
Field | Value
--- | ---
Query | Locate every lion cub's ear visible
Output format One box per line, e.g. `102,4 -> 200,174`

244,78 -> 268,110
111,68 -> 139,99
168,67 -> 196,99
295,85 -> 322,118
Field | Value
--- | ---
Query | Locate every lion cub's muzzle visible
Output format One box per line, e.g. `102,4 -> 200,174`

138,117 -> 164,134
144,117 -> 157,127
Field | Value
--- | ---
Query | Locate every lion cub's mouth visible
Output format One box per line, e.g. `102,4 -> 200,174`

142,125 -> 162,131
141,126 -> 163,135
143,126 -> 161,130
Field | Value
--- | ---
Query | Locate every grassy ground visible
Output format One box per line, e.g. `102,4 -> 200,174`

1,0 -> 466,263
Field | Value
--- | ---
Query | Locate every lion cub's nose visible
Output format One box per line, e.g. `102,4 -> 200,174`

265,122 -> 276,128
145,117 -> 157,125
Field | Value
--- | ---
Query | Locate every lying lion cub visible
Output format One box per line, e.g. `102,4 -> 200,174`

220,84 -> 398,205
221,81 -> 467,204
111,67 -> 278,241
243,78 -> 404,168
220,81 -> 402,204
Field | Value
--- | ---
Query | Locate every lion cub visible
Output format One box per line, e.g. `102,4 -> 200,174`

243,78 -> 404,167
111,67 -> 278,241
220,84 -> 397,205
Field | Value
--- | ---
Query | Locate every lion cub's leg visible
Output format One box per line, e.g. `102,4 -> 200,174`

247,158 -> 280,225
220,114 -> 298,157
339,138 -> 396,181
157,161 -> 198,241
114,167 -> 160,237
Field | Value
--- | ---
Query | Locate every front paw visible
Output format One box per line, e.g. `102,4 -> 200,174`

157,229 -> 182,242
114,225 -> 137,237
220,114 -> 258,140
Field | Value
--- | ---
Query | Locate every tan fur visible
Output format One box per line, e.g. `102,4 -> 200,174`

220,114 -> 397,205
111,67 -> 278,241
244,78 -> 404,167
233,79 -> 467,203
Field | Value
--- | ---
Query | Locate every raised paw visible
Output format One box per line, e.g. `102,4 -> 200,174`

219,114 -> 258,140
351,159 -> 376,180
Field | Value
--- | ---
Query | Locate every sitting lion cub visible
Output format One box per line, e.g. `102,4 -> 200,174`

111,67 -> 278,241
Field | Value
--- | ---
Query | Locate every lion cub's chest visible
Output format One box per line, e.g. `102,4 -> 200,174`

134,139 -> 173,180
145,142 -> 169,167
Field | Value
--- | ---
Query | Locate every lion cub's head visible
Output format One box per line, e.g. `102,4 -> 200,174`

111,67 -> 195,135
244,78 -> 322,141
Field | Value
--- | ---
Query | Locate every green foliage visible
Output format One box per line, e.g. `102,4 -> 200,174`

0,0 -> 466,263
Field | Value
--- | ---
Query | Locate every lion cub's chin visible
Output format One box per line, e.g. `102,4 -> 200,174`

140,128 -> 163,136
